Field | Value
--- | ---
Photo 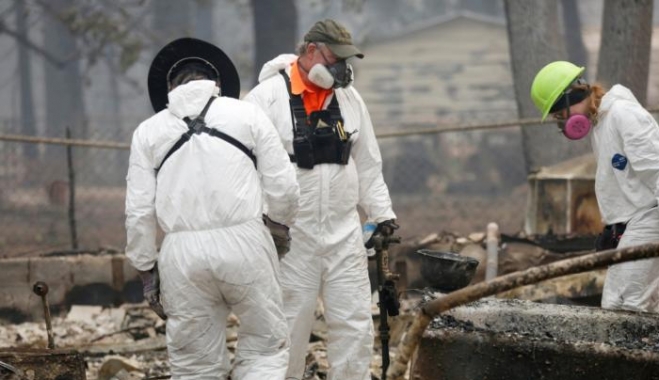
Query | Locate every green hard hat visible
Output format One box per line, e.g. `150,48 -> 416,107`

530,61 -> 585,121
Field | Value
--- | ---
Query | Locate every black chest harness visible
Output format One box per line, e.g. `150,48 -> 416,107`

155,97 -> 256,173
280,70 -> 353,169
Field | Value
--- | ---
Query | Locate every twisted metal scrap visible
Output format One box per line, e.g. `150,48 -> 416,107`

387,242 -> 659,380
0,359 -> 25,380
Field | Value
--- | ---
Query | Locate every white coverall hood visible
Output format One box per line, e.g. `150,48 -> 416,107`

257,54 -> 298,83
591,84 -> 659,313
167,79 -> 220,119
126,79 -> 300,378
245,54 -> 396,380
599,84 -> 638,112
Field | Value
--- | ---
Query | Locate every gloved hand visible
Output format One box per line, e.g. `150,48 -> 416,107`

365,219 -> 399,248
594,223 -> 626,252
138,266 -> 167,320
376,219 -> 399,236
263,214 -> 291,259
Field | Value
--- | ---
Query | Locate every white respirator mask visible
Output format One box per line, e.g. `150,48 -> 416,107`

308,61 -> 354,89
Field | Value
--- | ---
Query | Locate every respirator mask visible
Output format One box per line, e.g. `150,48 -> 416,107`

551,83 -> 592,140
559,113 -> 591,140
308,61 -> 353,89
307,46 -> 354,89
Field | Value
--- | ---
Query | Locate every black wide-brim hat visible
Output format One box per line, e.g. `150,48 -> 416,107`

147,37 -> 241,113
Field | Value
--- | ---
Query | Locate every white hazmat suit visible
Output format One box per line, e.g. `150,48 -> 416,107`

244,55 -> 396,380
125,80 -> 300,379
591,84 -> 659,313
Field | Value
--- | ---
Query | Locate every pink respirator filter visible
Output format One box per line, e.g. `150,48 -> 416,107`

563,114 -> 591,140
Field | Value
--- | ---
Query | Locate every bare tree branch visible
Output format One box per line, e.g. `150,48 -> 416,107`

0,18 -> 65,67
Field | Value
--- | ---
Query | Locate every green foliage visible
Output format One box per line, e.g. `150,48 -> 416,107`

56,2 -> 147,71
119,38 -> 142,72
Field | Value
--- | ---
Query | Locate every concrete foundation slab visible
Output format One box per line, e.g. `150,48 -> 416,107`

0,253 -> 141,322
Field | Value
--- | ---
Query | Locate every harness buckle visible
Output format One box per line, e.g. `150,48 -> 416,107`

188,119 -> 205,135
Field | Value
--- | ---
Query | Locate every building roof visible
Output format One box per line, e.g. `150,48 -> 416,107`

355,15 -> 515,131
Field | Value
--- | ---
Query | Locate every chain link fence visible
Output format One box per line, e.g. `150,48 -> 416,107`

0,117 -> 135,257
6,110 -> 658,257
379,125 -> 528,239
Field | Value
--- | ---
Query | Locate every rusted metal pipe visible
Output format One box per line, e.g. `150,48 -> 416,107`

372,232 -> 401,380
32,281 -> 55,349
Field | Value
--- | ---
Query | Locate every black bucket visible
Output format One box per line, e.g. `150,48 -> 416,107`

416,250 -> 479,292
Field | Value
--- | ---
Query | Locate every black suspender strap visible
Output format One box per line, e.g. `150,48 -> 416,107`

280,69 -> 291,92
327,94 -> 340,120
155,96 -> 257,173
155,129 -> 194,173
201,126 -> 257,167
279,70 -> 308,136
280,69 -> 306,163
180,94 -> 217,134
280,69 -> 295,133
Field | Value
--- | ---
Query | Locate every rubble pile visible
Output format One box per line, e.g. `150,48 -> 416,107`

0,229 -> 602,380
0,298 -> 416,380
0,305 -> 171,379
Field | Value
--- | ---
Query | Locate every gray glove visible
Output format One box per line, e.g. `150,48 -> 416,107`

138,266 -> 167,320
263,215 -> 291,259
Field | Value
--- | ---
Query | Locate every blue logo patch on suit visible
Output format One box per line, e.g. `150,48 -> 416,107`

612,153 -> 628,170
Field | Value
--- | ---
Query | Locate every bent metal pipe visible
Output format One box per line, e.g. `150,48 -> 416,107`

32,281 -> 55,349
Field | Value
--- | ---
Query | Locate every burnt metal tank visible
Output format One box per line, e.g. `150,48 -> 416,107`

416,250 -> 479,292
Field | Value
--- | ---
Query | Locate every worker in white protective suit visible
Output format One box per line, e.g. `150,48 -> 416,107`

244,19 -> 398,380
125,37 -> 300,379
531,61 -> 659,313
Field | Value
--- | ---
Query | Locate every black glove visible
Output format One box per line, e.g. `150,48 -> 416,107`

365,219 -> 399,249
594,223 -> 626,252
263,215 -> 291,259
377,219 -> 399,236
138,266 -> 167,320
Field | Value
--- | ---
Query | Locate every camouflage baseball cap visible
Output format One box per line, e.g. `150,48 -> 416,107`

304,19 -> 364,59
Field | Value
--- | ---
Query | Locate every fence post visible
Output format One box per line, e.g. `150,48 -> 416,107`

66,126 -> 78,249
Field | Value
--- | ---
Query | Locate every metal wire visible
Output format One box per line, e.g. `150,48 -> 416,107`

3,106 -> 659,147
0,133 -> 130,149
5,105 -> 657,256
375,106 -> 659,139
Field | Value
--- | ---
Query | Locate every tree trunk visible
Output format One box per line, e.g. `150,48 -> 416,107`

152,0 -> 192,47
504,0 -> 590,175
561,0 -> 588,73
251,0 -> 297,86
42,0 -> 87,180
15,0 -> 37,159
107,48 -> 125,185
194,0 -> 214,41
597,0 -> 652,105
